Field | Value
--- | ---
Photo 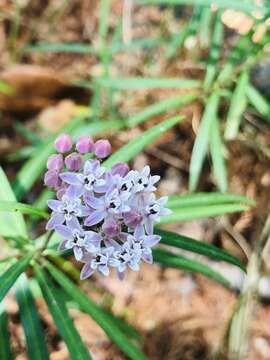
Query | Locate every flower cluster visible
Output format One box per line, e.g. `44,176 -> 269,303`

45,133 -> 171,280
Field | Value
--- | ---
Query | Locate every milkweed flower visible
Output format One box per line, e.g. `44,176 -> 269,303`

44,135 -> 171,280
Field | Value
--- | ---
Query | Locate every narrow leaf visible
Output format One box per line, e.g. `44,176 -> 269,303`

0,167 -> 27,239
127,94 -> 196,127
246,84 -> 270,123
157,229 -> 245,271
0,254 -> 33,302
199,8 -> 212,49
160,203 -> 249,224
34,265 -> 92,360
224,71 -> 249,140
45,261 -> 147,360
0,201 -> 49,219
153,248 -> 230,287
96,77 -> 201,89
189,91 -> 220,192
167,192 -> 255,209
0,304 -> 13,360
16,274 -> 49,360
104,115 -> 185,168
210,116 -> 227,192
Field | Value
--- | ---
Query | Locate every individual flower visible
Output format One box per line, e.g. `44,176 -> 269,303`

76,135 -> 94,154
84,188 -> 130,226
80,247 -> 115,279
133,166 -> 160,193
142,194 -> 171,234
56,217 -> 102,260
60,159 -> 107,193
54,134 -> 72,153
65,152 -> 82,171
94,139 -> 112,158
44,170 -> 61,189
47,154 -> 64,171
102,218 -> 121,237
46,186 -> 90,230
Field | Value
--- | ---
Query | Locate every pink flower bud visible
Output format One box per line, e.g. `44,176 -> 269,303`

44,170 -> 61,189
102,218 -> 121,237
54,134 -> 72,153
47,154 -> 64,171
64,152 -> 82,171
111,162 -> 129,177
94,139 -> 112,158
76,135 -> 94,154
56,186 -> 67,199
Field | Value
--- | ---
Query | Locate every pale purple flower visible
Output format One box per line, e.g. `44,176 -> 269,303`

109,241 -> 141,278
84,188 -> 130,226
80,247 -> 115,279
76,135 -> 94,154
46,186 -> 90,230
65,152 -> 82,171
133,166 -> 160,193
60,159 -> 107,193
102,218 -> 121,237
56,217 -> 102,260
142,194 -> 171,234
94,140 -> 112,158
54,134 -> 72,153
47,154 -> 64,171
44,170 -> 61,189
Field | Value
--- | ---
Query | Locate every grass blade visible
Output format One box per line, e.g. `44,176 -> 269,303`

127,93 -> 197,127
157,229 -> 245,270
16,274 -> 49,360
140,0 -> 267,14
0,167 -> 27,239
45,261 -> 147,360
96,77 -> 201,89
0,254 -> 33,302
160,203 -> 249,224
24,43 -> 96,54
246,84 -> 270,123
189,91 -> 220,192
0,304 -> 13,360
104,115 -> 185,168
153,248 -> 230,287
224,71 -> 249,140
167,192 -> 255,208
210,116 -> 227,192
0,201 -> 49,219
203,10 -> 223,88
34,265 -> 92,360
199,8 -> 212,49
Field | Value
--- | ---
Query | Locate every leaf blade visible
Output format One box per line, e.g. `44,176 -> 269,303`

0,201 -> 49,219
0,304 -> 13,360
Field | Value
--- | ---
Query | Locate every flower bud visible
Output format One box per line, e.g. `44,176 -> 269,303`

76,135 -> 94,154
54,134 -> 72,153
123,209 -> 143,228
56,186 -> 67,199
47,154 -> 64,171
111,162 -> 129,177
64,152 -> 82,171
102,218 -> 121,237
44,170 -> 61,189
94,139 -> 112,158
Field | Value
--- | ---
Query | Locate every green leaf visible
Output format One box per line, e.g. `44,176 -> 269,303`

0,304 -> 13,360
199,8 -> 212,49
0,167 -> 27,239
45,261 -> 147,360
34,265 -> 92,360
157,229 -> 245,271
127,94 -> 197,127
104,115 -> 185,168
224,71 -> 249,140
13,117 -> 122,200
167,192 -> 255,209
16,274 -> 49,360
0,254 -> 33,302
165,22 -> 190,59
96,77 -> 201,89
203,11 -> 223,88
160,203 -> 249,224
189,91 -> 220,192
210,116 -> 227,192
0,201 -> 49,219
246,84 -> 270,123
24,43 -> 96,54
140,0 -> 267,14
153,248 -> 230,287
